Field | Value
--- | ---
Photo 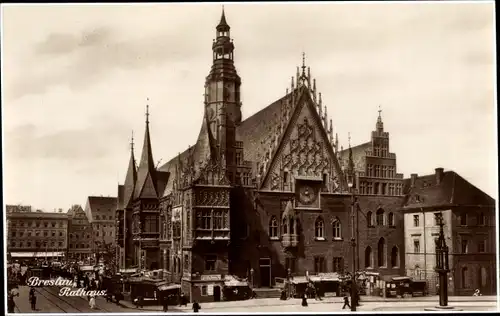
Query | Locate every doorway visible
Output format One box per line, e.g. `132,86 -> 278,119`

213,285 -> 221,302
259,258 -> 272,288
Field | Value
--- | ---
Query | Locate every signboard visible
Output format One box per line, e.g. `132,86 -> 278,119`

207,284 -> 214,295
201,274 -> 222,281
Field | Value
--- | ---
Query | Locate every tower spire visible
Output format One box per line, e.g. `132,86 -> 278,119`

134,99 -> 158,199
376,104 -> 384,132
123,130 -> 137,208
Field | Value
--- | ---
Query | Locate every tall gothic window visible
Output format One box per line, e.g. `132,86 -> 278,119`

332,218 -> 342,239
376,209 -> 385,226
365,246 -> 372,268
461,267 -> 469,288
367,211 -> 373,227
315,217 -> 325,239
282,218 -> 288,234
269,216 -> 278,238
391,246 -> 399,268
378,238 -> 386,267
388,212 -> 395,227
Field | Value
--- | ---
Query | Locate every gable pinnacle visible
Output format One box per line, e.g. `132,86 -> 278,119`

145,98 -> 150,124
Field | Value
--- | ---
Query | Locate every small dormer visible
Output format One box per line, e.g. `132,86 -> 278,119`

281,200 -> 299,248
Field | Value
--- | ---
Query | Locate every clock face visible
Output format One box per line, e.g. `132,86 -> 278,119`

299,185 -> 317,205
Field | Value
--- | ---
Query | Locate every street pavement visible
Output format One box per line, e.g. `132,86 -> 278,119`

10,285 -> 498,313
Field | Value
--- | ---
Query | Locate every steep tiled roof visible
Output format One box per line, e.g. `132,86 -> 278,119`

339,142 -> 371,172
402,170 -> 494,210
134,118 -> 158,199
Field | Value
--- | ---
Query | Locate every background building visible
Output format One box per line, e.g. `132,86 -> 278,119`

402,168 -> 496,295
7,205 -> 69,261
67,204 -> 93,262
84,196 -> 118,264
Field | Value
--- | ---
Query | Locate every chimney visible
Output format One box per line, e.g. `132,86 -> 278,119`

435,168 -> 444,185
410,173 -> 418,187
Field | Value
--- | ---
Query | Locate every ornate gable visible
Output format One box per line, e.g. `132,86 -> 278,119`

260,89 -> 345,193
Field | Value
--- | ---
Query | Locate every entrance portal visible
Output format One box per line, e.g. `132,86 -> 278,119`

213,285 -> 221,302
259,258 -> 272,288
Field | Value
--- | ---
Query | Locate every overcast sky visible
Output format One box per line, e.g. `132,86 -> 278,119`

2,2 -> 496,211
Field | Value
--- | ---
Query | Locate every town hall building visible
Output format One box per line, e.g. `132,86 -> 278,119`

114,9 -> 495,302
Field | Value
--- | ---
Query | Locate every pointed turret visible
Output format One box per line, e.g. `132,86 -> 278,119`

347,133 -> 355,189
217,6 -> 230,32
376,105 -> 384,133
123,131 -> 137,207
134,102 -> 158,199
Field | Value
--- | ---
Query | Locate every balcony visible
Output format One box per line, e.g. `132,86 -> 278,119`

281,234 -> 299,248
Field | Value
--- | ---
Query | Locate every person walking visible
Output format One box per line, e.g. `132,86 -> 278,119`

8,288 -> 18,313
30,291 -> 37,311
162,294 -> 169,312
342,293 -> 351,310
192,300 -> 201,313
89,295 -> 97,309
301,293 -> 308,307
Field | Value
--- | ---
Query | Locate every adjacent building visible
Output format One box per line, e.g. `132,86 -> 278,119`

402,168 -> 496,295
6,205 -> 69,261
67,204 -> 93,262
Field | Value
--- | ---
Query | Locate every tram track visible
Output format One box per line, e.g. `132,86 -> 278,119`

35,287 -> 83,313
36,286 -> 113,313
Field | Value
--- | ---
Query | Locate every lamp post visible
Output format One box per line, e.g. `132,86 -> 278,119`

435,212 -> 450,307
347,176 -> 357,312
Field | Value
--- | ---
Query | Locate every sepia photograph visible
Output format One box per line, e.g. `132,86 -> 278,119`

2,1 -> 498,314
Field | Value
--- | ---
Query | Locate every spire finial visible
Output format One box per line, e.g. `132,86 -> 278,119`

130,130 -> 134,152
348,132 -> 351,147
378,104 -> 382,118
301,52 -> 307,76
145,98 -> 150,124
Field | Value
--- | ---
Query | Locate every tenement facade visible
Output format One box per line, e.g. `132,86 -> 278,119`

6,206 -> 69,261
67,204 -> 93,262
402,168 -> 496,295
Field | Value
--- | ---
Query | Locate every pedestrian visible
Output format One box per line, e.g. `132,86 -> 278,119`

89,295 -> 97,309
8,288 -> 18,313
301,293 -> 308,307
134,296 -> 144,308
162,295 -> 169,312
192,300 -> 201,313
342,293 -> 351,309
30,291 -> 37,311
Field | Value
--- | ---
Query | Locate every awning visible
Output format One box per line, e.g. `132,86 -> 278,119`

291,276 -> 309,284
10,252 -> 64,258
158,284 -> 181,291
308,276 -> 322,282
392,276 -> 411,281
224,276 -> 249,287
317,273 -> 340,282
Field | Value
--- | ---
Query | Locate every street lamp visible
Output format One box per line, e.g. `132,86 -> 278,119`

435,212 -> 450,307
347,175 -> 357,312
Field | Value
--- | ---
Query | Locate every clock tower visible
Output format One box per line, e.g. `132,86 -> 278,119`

204,8 -> 242,173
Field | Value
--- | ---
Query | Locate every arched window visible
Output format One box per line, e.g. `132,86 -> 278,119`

269,216 -> 278,238
315,217 -> 325,239
332,218 -> 342,239
376,209 -> 385,226
367,211 -> 373,227
365,246 -> 372,268
391,246 -> 399,268
461,267 -> 469,288
388,212 -> 394,227
378,238 -> 386,267
282,218 -> 288,234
